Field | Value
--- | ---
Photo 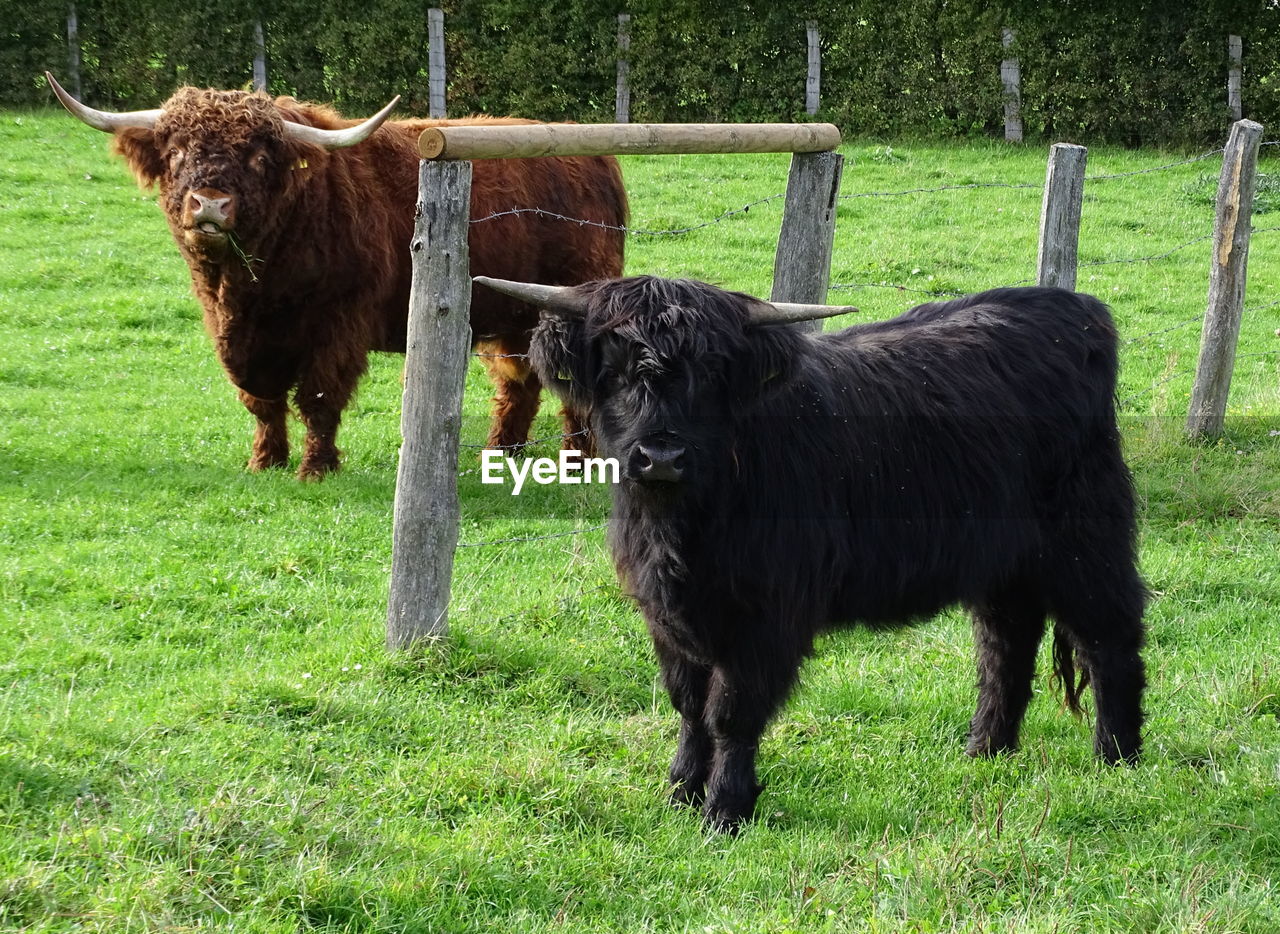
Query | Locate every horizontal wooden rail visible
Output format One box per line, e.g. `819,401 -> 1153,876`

418,122 -> 841,160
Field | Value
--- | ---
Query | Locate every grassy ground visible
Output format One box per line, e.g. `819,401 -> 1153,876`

3,110 -> 1280,932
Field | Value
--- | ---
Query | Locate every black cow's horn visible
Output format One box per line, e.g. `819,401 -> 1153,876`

281,96 -> 400,150
473,276 -> 591,317
46,72 -> 163,132
746,298 -> 860,324
472,276 -> 856,322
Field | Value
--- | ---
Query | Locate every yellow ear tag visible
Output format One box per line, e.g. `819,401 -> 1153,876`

292,158 -> 309,170
557,369 -> 573,382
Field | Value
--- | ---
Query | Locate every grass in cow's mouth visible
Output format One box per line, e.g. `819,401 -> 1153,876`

227,231 -> 261,281
4,113 -> 1280,932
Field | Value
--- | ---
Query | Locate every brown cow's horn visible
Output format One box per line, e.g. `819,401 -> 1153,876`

746,298 -> 859,324
281,96 -> 400,150
472,276 -> 591,317
46,72 -> 163,132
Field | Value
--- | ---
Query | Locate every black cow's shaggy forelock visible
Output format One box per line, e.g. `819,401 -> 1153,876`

530,275 -> 1147,833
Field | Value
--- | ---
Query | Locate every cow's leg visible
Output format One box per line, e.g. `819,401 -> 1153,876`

652,634 -> 713,807
1050,582 -> 1146,765
966,584 -> 1046,758
1082,625 -> 1145,765
293,353 -> 365,480
702,653 -> 798,833
1043,517 -> 1147,764
478,343 -> 541,452
477,339 -> 591,454
560,404 -> 596,458
239,390 -> 289,471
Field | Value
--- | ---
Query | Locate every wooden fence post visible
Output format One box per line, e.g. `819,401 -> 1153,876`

1228,34 -> 1242,121
428,8 -> 446,119
806,22 -> 821,116
66,3 -> 81,100
1001,28 -> 1023,143
252,20 -> 267,91
771,150 -> 844,331
386,160 -> 473,649
1187,119 -> 1263,439
616,13 -> 631,124
1036,143 -> 1087,290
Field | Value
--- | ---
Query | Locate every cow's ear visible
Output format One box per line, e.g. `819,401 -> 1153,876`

280,136 -> 328,174
112,128 -> 165,187
742,324 -> 798,396
530,314 -> 591,406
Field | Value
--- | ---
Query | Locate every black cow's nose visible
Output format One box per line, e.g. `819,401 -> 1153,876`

633,442 -> 686,482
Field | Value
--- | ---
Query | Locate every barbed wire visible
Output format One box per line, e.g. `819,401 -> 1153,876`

839,180 -> 1041,200
1124,314 -> 1205,345
468,194 -> 786,237
1120,350 -> 1280,409
456,146 -> 1250,251
834,150 -> 1232,206
1078,233 -> 1215,273
1121,368 -> 1194,408
828,281 -> 969,297
459,428 -> 589,452
457,523 -> 608,549
1085,149 -> 1226,181
1244,297 -> 1280,313
1235,350 -> 1280,364
828,229 -> 1214,302
481,582 -> 619,626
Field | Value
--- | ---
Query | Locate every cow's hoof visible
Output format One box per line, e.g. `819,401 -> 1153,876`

702,807 -> 748,835
247,452 -> 289,472
297,460 -> 339,481
1096,738 -> 1141,767
964,735 -> 1017,759
702,797 -> 757,835
669,780 -> 706,809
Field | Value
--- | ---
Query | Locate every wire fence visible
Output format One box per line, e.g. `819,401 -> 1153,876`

452,140 -> 1280,550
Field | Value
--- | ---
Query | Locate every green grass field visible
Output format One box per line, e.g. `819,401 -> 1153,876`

3,110 -> 1280,932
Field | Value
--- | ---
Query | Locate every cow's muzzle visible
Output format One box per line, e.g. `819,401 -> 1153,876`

184,188 -> 235,239
628,440 -> 686,483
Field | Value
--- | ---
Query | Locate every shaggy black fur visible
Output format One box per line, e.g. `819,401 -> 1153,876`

529,276 -> 1147,833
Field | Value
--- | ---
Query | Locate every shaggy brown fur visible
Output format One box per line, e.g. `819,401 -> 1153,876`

106,89 -> 626,477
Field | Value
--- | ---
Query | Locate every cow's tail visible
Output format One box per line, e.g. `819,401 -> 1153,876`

1051,625 -> 1089,716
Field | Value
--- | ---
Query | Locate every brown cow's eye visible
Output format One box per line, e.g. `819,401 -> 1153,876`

167,148 -> 184,170
250,152 -> 269,172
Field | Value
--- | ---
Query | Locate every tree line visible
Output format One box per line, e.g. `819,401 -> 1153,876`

3,0 -> 1276,146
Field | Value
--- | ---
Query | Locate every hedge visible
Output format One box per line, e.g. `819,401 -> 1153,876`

3,0 -> 1278,146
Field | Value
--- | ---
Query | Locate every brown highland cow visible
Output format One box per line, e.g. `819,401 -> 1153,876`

47,74 -> 627,478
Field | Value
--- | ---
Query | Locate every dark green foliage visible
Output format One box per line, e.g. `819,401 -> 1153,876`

0,0 -> 66,105
1009,3 -> 1260,147
4,1 -> 1280,144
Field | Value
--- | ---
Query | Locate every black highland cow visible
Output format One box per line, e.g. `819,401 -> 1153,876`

478,274 -> 1147,833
